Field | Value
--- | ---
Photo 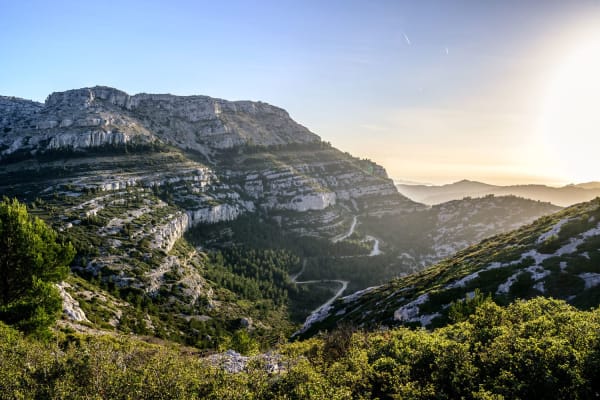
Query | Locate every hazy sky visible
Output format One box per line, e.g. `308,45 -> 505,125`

2,1 -> 600,185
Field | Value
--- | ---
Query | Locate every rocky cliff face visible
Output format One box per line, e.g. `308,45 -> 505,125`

0,86 -> 319,159
1,86 -> 417,233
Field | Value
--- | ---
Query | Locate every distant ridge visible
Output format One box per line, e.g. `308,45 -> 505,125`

396,179 -> 600,207
572,181 -> 600,190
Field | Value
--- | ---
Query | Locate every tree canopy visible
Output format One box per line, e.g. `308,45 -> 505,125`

0,197 -> 74,333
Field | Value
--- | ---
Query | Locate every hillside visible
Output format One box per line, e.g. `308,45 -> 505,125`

361,194 -> 561,268
299,197 -> 600,337
2,297 -> 598,399
397,179 -> 600,206
0,86 -> 421,346
0,86 -> 569,349
295,195 -> 561,297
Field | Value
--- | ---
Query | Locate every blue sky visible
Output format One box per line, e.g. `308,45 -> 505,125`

2,1 -> 600,184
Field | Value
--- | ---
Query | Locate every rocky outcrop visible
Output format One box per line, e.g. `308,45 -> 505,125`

187,202 -> 253,226
0,86 -> 420,223
56,282 -> 90,323
150,212 -> 190,252
423,196 -> 561,265
207,350 -> 284,374
47,130 -> 135,150
277,192 -> 337,212
0,96 -> 43,126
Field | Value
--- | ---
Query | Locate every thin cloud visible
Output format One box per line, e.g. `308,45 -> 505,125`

402,32 -> 411,46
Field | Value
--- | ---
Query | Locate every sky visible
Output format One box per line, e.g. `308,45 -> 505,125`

2,0 -> 600,185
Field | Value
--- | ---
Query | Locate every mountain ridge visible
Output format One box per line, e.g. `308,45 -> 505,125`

397,179 -> 600,207
0,86 -> 320,161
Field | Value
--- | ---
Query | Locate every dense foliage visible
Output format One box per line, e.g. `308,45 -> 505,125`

0,197 -> 75,334
185,214 -> 369,258
0,297 -> 597,399
185,215 -> 372,323
208,247 -> 299,305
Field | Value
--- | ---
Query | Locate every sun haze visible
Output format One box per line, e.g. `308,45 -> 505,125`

1,1 -> 599,185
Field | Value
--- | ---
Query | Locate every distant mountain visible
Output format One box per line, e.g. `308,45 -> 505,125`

299,197 -> 600,337
573,181 -> 600,190
396,179 -> 600,207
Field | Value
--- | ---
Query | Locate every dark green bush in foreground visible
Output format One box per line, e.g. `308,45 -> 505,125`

0,297 -> 598,399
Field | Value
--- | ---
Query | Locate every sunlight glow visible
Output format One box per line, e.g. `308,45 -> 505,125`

538,30 -> 600,182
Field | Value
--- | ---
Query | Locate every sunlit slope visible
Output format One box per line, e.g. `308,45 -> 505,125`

300,197 -> 600,336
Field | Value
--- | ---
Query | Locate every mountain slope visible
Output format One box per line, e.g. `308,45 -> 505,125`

299,197 -> 600,336
397,179 -> 600,207
0,86 -> 421,345
361,194 -> 561,268
295,195 -> 561,298
0,86 -> 421,225
0,86 -> 574,347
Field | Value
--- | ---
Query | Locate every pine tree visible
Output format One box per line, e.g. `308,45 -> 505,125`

0,197 -> 75,333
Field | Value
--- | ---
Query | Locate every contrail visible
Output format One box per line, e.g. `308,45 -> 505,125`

403,32 -> 411,46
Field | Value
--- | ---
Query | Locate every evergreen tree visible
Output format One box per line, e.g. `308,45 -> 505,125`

0,197 -> 75,333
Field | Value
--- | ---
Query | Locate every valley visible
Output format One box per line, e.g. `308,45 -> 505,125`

0,87 -> 565,348
0,86 -> 598,399
300,197 -> 600,337
4,2 -> 600,397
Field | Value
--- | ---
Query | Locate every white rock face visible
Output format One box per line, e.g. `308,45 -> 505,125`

47,130 -> 135,150
187,202 -> 253,226
98,178 -> 139,192
56,282 -> 90,323
150,212 -> 190,252
537,217 -> 571,244
148,202 -> 254,252
394,293 -> 430,323
579,272 -> 600,289
277,192 -> 336,212
0,86 -> 321,159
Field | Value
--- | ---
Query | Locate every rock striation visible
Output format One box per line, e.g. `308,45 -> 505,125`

0,86 -> 319,159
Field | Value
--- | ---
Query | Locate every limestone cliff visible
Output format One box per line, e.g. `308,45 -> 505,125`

0,86 -> 319,159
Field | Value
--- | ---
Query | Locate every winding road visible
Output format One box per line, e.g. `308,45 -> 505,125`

289,260 -> 306,283
333,215 -> 383,256
291,215 -> 383,335
333,216 -> 358,243
294,279 -> 349,313
290,260 -> 349,321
